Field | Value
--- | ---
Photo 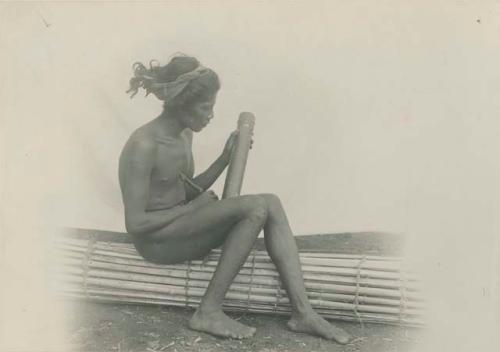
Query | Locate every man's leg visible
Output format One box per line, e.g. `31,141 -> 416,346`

260,193 -> 351,344
141,195 -> 268,339
188,200 -> 267,338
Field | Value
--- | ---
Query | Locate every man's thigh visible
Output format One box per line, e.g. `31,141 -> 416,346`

148,195 -> 262,242
136,221 -> 234,264
135,195 -> 263,264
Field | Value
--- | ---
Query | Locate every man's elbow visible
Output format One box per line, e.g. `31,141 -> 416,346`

125,218 -> 147,236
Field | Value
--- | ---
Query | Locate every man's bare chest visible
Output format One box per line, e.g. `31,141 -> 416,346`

152,138 -> 194,181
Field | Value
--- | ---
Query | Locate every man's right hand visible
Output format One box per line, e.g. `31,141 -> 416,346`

190,190 -> 219,209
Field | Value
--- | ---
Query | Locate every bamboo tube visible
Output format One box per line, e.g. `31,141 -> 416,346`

53,262 -> 419,303
57,280 -> 426,315
56,237 -> 410,266
100,240 -> 406,262
53,244 -> 420,282
54,255 -> 420,295
57,260 -> 422,296
54,238 -> 420,280
53,248 -> 417,286
54,269 -> 424,323
222,112 -> 255,198
56,242 -> 413,276
55,238 -> 415,273
51,234 -> 427,326
54,264 -> 426,309
57,293 -> 424,327
53,280 -> 422,323
66,237 -> 418,273
54,273 -> 424,317
56,283 -> 425,324
53,249 -> 422,293
73,294 -> 420,323
53,275 -> 422,316
53,254 -> 423,298
54,251 -> 420,291
102,240 -> 405,262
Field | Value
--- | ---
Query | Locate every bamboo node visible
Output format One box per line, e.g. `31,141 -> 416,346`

201,251 -> 211,267
399,266 -> 408,322
82,234 -> 97,299
185,260 -> 192,307
246,249 -> 257,313
353,256 -> 366,327
273,277 -> 283,313
318,288 -> 324,308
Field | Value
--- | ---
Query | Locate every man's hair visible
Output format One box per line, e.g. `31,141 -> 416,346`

160,56 -> 220,111
127,54 -> 220,111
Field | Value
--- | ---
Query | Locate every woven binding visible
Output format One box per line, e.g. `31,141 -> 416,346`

82,234 -> 97,298
354,256 -> 366,327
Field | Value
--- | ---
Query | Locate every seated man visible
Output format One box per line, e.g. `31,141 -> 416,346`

119,54 -> 351,343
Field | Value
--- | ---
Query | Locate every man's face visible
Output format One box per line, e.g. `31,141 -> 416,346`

184,94 -> 217,132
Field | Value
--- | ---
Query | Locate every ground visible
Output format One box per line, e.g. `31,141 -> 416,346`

65,301 -> 423,352
62,232 -> 425,352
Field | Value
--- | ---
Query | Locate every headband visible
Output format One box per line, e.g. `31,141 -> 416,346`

126,61 -> 210,103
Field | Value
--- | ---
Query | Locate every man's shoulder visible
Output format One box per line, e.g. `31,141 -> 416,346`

126,127 -> 158,154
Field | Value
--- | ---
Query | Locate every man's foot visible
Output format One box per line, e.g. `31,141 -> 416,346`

189,309 -> 256,339
287,311 -> 351,344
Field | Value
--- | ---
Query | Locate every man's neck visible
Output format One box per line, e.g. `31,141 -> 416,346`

155,110 -> 186,138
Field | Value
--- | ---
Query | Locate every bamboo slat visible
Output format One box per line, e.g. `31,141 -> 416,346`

54,255 -> 422,301
53,242 -> 421,282
57,293 -> 424,327
51,235 -> 426,327
56,238 -> 418,274
54,264 -> 425,309
54,275 -> 424,317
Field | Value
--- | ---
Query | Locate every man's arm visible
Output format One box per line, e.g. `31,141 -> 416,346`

184,131 -> 240,200
187,155 -> 229,198
120,138 -> 197,235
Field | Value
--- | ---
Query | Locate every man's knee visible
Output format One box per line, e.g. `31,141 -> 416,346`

251,196 -> 269,223
259,193 -> 282,211
248,206 -> 268,225
239,195 -> 268,223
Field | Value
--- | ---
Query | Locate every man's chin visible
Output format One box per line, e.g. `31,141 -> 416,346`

192,125 -> 206,132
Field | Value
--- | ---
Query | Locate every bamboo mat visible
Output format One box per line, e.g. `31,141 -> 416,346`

51,230 -> 426,327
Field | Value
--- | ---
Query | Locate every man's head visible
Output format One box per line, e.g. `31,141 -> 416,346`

160,56 -> 220,131
127,54 -> 220,132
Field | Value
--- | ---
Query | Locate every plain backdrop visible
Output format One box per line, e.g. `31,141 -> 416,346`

1,1 -> 499,351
